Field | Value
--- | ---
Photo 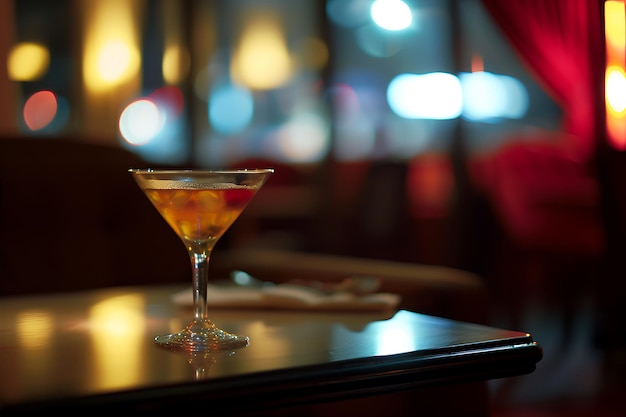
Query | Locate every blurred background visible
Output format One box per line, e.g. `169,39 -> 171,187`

0,0 -> 625,415
0,0 -> 572,259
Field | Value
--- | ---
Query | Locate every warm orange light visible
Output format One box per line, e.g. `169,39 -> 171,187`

231,12 -> 292,90
163,43 -> 189,85
8,42 -> 50,81
89,294 -> 145,389
605,1 -> 626,149
471,54 -> 484,73
16,310 -> 53,349
607,117 -> 626,149
605,1 -> 626,51
606,66 -> 626,116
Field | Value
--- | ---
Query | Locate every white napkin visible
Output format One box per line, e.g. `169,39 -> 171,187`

171,283 -> 400,312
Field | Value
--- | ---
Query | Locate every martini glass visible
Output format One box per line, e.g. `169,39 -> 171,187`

130,169 -> 273,351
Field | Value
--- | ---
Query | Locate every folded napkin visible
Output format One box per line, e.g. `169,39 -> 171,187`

172,283 -> 400,312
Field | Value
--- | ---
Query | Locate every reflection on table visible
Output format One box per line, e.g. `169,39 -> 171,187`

0,284 -> 542,416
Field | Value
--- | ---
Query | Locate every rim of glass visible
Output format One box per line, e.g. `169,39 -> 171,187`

129,168 -> 274,174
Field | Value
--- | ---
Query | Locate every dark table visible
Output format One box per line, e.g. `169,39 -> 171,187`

0,285 -> 542,416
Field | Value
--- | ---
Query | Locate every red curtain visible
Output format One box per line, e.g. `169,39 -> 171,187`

481,0 -> 604,160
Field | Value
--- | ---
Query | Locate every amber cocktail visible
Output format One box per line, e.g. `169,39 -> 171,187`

130,169 -> 273,351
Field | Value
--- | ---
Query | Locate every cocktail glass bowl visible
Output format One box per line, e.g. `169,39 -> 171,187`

130,169 -> 273,351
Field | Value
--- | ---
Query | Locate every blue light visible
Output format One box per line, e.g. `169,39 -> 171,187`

460,72 -> 529,121
371,0 -> 412,31
387,73 -> 462,120
208,84 -> 254,135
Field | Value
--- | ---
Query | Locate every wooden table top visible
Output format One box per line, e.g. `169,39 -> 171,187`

0,284 -> 542,416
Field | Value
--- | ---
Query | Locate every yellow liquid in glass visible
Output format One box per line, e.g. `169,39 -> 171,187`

144,186 -> 257,244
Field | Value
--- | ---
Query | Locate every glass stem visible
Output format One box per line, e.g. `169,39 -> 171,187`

191,250 -> 211,323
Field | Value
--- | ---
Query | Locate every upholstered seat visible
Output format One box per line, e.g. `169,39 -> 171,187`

0,136 -> 189,295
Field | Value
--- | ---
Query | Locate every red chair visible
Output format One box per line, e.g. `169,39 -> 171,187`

470,135 -> 605,336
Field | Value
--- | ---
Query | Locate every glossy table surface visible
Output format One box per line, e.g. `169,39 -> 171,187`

0,285 -> 542,416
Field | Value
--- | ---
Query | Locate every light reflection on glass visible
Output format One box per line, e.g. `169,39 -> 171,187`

187,351 -> 218,380
89,294 -> 145,389
16,310 -> 53,349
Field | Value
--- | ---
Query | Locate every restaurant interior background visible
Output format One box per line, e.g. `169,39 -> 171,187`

1,0 -> 625,415
0,0 -> 571,260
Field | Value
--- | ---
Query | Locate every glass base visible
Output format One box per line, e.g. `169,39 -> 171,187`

155,320 -> 249,352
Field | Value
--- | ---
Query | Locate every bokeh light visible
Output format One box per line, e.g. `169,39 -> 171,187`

119,99 -> 164,146
23,91 -> 58,131
118,88 -> 188,163
371,0 -> 412,31
606,67 -> 626,116
89,295 -> 145,389
604,1 -> 625,150
231,13 -> 292,90
606,66 -> 626,150
274,112 -> 330,162
97,40 -> 135,83
460,71 -> 528,121
605,0 -> 626,51
163,43 -> 190,85
387,73 -> 463,120
8,42 -> 50,81
82,0 -> 141,93
208,84 -> 254,135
